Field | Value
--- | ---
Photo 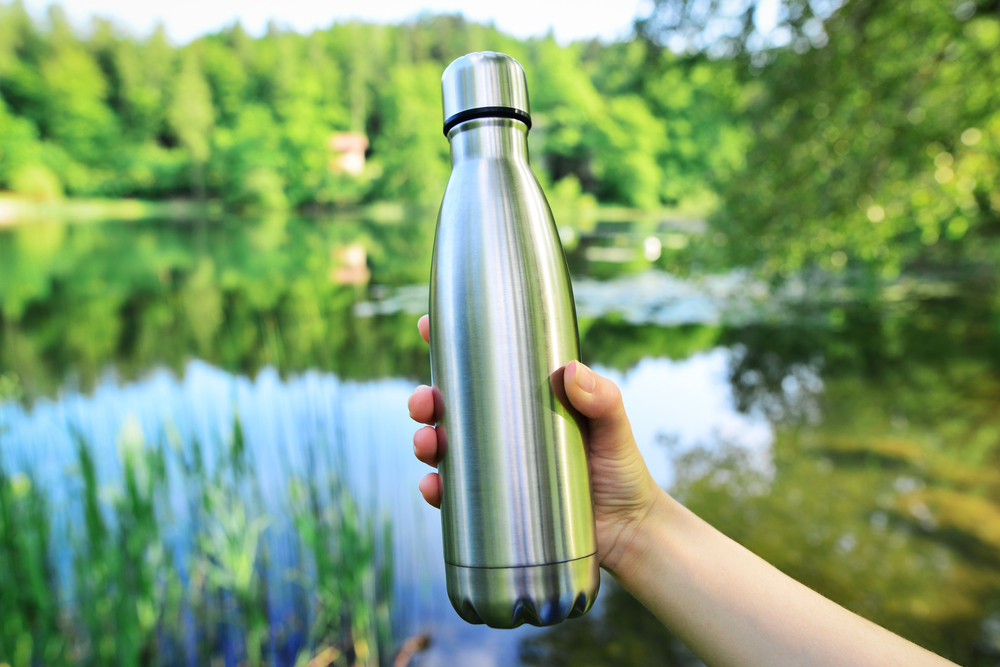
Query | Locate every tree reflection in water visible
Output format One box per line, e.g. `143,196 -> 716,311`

520,576 -> 703,667
524,296 -> 1000,666
3,217 -> 1000,664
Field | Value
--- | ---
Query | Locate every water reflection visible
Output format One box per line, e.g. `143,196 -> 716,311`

526,296 -> 1000,666
1,363 -> 425,665
354,271 -> 775,326
520,576 -> 702,667
0,346 -> 763,666
0,216 -> 436,399
2,217 -> 1000,665
599,353 -> 772,487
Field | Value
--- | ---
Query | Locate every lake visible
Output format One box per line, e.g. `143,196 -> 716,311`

1,214 -> 998,666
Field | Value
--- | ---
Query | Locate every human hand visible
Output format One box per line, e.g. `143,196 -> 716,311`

407,314 -> 664,574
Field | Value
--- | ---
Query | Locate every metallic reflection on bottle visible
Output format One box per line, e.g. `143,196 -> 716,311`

430,51 -> 600,629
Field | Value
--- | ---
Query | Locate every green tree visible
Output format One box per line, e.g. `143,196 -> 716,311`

168,49 -> 214,198
0,6 -> 753,212
371,62 -> 450,205
643,0 -> 1000,278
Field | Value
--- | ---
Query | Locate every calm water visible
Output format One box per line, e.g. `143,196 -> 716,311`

1,215 -> 998,666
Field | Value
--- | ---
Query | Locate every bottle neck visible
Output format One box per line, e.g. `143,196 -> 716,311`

448,118 -> 529,165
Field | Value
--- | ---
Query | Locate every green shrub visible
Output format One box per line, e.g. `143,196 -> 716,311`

8,165 -> 63,200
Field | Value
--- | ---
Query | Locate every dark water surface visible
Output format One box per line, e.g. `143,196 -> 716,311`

2,216 -> 999,666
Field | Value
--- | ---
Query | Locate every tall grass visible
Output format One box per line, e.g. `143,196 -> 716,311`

72,422 -> 177,667
0,459 -> 67,666
288,454 -> 393,667
0,412 -> 394,667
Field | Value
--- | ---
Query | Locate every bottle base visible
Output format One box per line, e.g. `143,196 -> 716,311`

445,554 -> 600,629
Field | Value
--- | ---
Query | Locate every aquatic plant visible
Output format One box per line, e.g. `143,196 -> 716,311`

0,456 -> 67,667
71,419 -> 179,667
0,410 -> 395,667
288,450 -> 394,667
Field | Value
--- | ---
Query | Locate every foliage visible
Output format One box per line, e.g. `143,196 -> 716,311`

659,0 -> 1000,279
288,458 -> 393,667
193,424 -> 272,667
0,411 -> 392,667
2,2 -> 998,278
72,419 -> 176,666
0,4 -> 741,212
167,49 -> 214,197
637,0 -> 842,56
8,164 -> 62,199
0,458 -> 66,667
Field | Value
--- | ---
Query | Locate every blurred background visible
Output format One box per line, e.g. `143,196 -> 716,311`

1,0 -> 999,665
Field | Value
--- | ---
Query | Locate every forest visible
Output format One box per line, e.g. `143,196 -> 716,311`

1,0 -> 996,279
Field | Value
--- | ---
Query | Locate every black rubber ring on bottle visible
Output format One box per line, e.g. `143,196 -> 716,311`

443,106 -> 532,136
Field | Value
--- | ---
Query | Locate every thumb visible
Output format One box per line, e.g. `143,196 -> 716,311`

564,360 -> 636,459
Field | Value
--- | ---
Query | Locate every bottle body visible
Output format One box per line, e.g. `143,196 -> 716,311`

430,117 -> 599,628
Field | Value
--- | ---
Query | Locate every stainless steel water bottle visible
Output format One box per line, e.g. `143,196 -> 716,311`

429,51 -> 600,629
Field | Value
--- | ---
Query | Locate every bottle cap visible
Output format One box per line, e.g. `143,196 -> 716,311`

441,51 -> 531,136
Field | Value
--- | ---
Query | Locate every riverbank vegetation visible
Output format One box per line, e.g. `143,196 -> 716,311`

0,414 -> 393,667
1,1 -> 998,280
0,3 -> 741,215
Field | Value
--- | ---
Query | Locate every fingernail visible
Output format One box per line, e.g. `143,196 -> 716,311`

574,362 -> 597,393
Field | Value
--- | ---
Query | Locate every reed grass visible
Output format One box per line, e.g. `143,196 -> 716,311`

288,466 -> 393,667
0,459 -> 67,667
0,412 -> 394,667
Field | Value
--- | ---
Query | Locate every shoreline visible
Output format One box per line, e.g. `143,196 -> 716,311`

0,194 -> 217,226
0,193 -> 707,233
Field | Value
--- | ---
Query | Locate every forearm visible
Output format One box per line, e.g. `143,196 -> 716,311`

608,489 -> 956,667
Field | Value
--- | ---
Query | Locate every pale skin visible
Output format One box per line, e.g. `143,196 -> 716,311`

407,315 -> 957,666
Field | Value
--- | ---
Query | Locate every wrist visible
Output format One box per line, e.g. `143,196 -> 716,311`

601,483 -> 675,580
